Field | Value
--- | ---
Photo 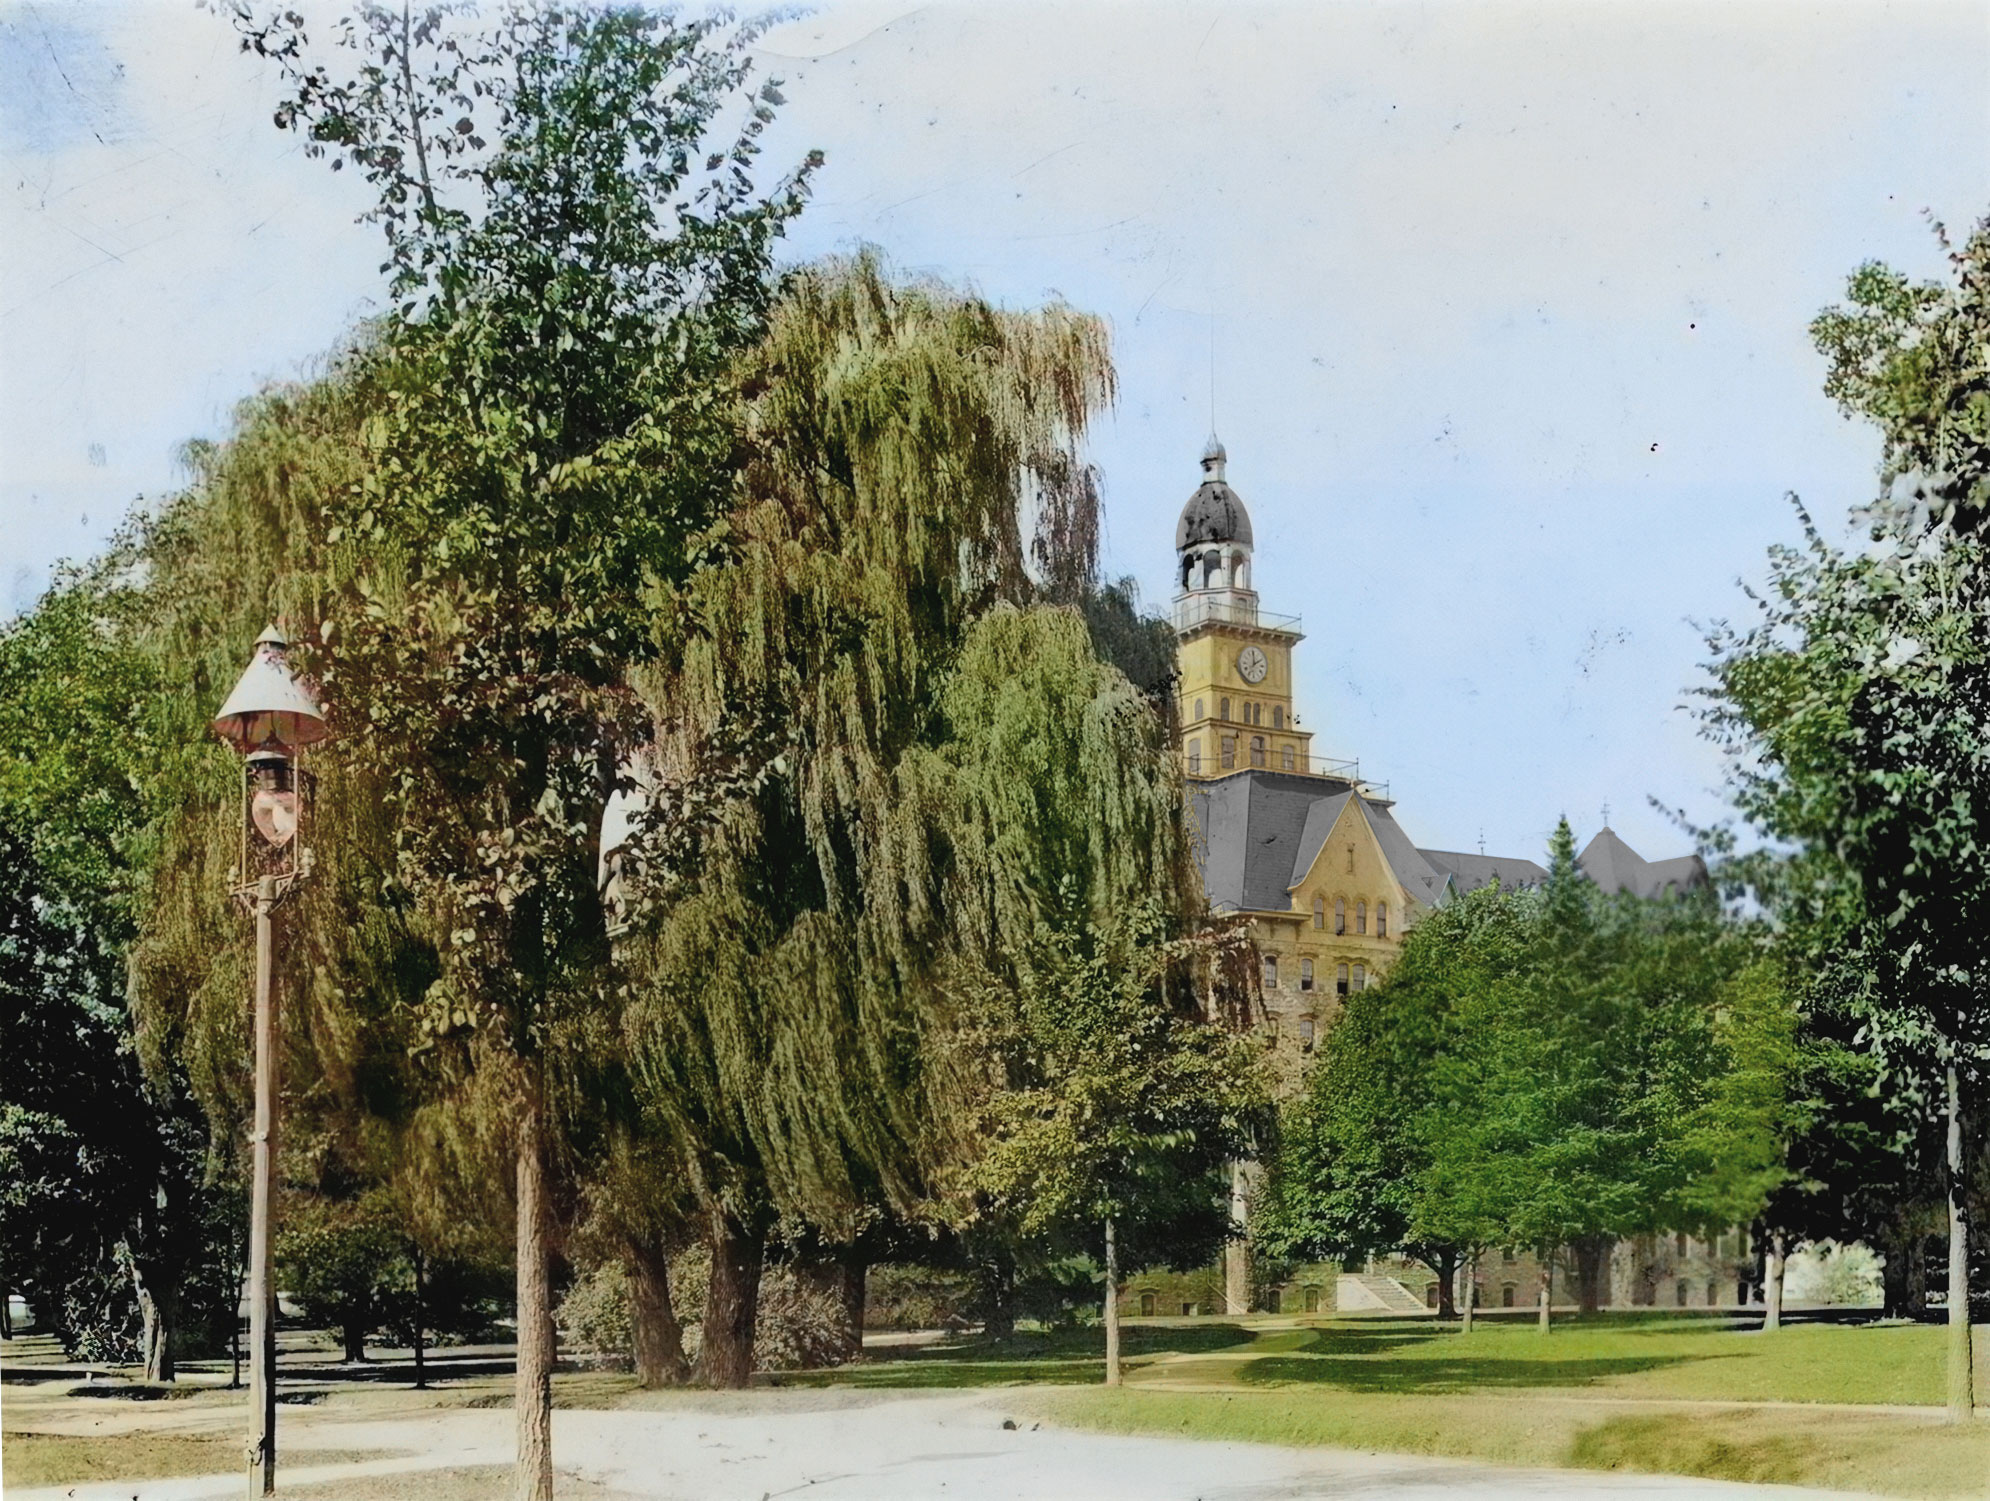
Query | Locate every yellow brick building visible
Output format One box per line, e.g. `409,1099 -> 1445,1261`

1139,437 -> 1715,1319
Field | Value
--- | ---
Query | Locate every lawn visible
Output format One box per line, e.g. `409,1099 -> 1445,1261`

790,1313 -> 1984,1407
783,1313 -> 1990,1497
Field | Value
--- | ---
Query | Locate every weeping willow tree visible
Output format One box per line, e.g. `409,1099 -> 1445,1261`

616,253 -> 1262,1384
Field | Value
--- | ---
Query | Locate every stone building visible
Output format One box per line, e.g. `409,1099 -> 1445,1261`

1122,437 -> 1724,1321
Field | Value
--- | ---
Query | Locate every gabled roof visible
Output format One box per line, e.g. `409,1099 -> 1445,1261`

1188,769 -> 1445,914
1417,848 -> 1549,897
1577,826 -> 1708,899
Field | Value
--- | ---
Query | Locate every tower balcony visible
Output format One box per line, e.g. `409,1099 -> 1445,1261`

1172,595 -> 1303,638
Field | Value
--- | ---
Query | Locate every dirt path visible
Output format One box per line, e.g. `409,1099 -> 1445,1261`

5,1388 -> 1878,1501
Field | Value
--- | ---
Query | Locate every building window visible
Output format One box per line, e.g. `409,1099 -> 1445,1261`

1195,697 -> 1205,721
1352,963 -> 1366,991
1300,958 -> 1314,991
1502,1284 -> 1516,1308
1265,1288 -> 1281,1314
1312,896 -> 1325,929
1220,697 -> 1231,721
1221,736 -> 1235,769
1304,1285 -> 1321,1313
1141,1291 -> 1157,1317
1336,962 -> 1349,996
1300,1018 -> 1316,1052
1334,898 -> 1346,934
1272,705 -> 1284,729
1377,902 -> 1387,938
1187,739 -> 1201,774
1355,900 -> 1367,935
1250,735 -> 1266,767
1263,955 -> 1278,989
1675,1281 -> 1688,1308
1707,1281 -> 1719,1307
1282,746 -> 1295,770
1503,1248 -> 1516,1264
1425,1283 -> 1440,1309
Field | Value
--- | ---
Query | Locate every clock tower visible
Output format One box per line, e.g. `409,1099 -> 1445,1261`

1173,436 -> 1313,777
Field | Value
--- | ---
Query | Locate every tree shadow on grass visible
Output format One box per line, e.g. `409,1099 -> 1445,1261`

779,1323 -> 1263,1390
1237,1348 -> 1727,1394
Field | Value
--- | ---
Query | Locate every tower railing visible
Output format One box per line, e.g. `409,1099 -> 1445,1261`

1172,596 -> 1303,635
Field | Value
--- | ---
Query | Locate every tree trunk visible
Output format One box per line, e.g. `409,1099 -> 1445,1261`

1947,1060 -> 1974,1423
411,1245 -> 427,1391
1,1283 -> 12,1338
342,1316 -> 368,1364
514,1081 -> 555,1501
1763,1230 -> 1785,1333
1573,1235 -> 1609,1315
120,1241 -> 177,1383
1882,1236 -> 1911,1320
978,1252 -> 1016,1340
625,1234 -> 689,1388
1461,1252 -> 1477,1334
1421,1248 -> 1458,1320
700,1208 -> 763,1390
836,1254 -> 867,1363
1103,1216 -> 1122,1388
1537,1251 -> 1553,1333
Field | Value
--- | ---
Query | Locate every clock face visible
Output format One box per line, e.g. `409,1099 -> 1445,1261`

1237,646 -> 1268,684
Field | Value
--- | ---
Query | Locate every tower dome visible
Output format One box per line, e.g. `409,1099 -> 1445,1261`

1175,433 -> 1254,549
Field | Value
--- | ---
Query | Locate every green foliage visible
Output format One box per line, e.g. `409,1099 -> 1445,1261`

1263,828 -> 1792,1275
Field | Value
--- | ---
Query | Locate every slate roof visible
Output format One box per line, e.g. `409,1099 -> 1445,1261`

1577,827 -> 1708,898
1188,770 -> 1445,913
1418,848 -> 1549,896
1190,772 -> 1707,915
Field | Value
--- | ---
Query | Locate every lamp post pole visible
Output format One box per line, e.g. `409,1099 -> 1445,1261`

246,874 -> 278,1497
211,625 -> 328,1501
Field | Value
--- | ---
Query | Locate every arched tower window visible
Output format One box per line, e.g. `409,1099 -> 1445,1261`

1377,901 -> 1388,937
1282,746 -> 1295,770
1219,697 -> 1231,721
1312,896 -> 1325,929
1272,705 -> 1284,729
1355,900 -> 1367,935
1194,698 -> 1205,721
1334,898 -> 1346,935
1250,735 -> 1266,767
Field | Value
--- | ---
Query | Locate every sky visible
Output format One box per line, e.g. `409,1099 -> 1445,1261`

4,0 -> 1988,865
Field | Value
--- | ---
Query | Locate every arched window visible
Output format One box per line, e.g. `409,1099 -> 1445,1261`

1502,1285 -> 1516,1309
1300,958 -> 1314,992
1140,1291 -> 1156,1317
1304,1286 -> 1321,1313
1335,962 -> 1349,995
1219,697 -> 1231,721
1221,735 -> 1236,770
1263,954 -> 1279,989
1299,1018 -> 1315,1052
1250,735 -> 1266,767
1187,739 -> 1201,774
1377,901 -> 1388,938
1195,697 -> 1205,721
1352,963 -> 1366,991
1355,900 -> 1367,935
1312,895 -> 1325,929
1334,898 -> 1346,935
1707,1281 -> 1719,1307
1272,705 -> 1284,729
1282,746 -> 1295,770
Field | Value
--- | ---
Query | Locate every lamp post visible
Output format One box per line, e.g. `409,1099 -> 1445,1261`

212,625 -> 327,1499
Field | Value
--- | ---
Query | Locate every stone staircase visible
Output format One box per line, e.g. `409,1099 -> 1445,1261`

1334,1272 -> 1428,1314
